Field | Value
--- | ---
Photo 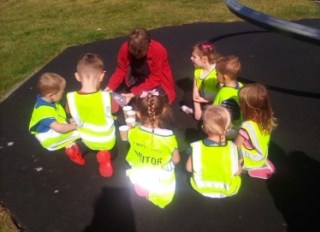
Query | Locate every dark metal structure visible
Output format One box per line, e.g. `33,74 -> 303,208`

225,0 -> 320,45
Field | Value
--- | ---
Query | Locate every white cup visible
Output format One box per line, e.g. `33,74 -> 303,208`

126,110 -> 136,120
123,105 -> 132,118
119,125 -> 129,141
125,117 -> 136,127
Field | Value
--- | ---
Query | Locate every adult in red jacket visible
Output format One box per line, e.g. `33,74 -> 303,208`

105,28 -> 176,104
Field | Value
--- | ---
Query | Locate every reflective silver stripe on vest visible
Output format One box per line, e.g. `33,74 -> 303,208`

79,128 -> 115,142
67,92 -> 82,126
192,142 -> 202,174
192,142 -> 231,190
194,179 -> 231,190
35,129 -> 79,151
67,92 -> 114,130
101,91 -> 113,121
230,143 -> 240,175
202,193 -> 228,198
81,122 -> 114,132
242,123 -> 265,161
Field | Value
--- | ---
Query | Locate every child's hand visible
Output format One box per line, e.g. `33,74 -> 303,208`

193,95 -> 209,103
69,118 -> 76,125
104,86 -> 112,92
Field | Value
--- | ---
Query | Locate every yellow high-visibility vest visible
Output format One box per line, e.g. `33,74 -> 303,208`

29,102 -> 80,151
67,91 -> 115,151
213,82 -> 243,129
190,140 -> 241,198
240,120 -> 270,169
126,126 -> 178,208
194,67 -> 219,102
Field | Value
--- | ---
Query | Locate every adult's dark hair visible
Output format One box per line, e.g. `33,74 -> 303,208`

128,28 -> 151,58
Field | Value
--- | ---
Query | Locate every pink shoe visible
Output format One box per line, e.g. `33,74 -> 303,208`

248,160 -> 275,179
96,151 -> 113,177
134,184 -> 149,198
65,144 -> 85,165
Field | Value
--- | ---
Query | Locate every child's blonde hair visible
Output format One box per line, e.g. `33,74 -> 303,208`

239,83 -> 277,134
216,55 -> 241,80
202,105 -> 231,137
37,72 -> 66,97
192,42 -> 219,64
77,53 -> 104,75
136,90 -> 173,130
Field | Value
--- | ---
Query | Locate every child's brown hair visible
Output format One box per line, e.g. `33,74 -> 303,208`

77,53 -> 104,75
216,55 -> 241,80
239,83 -> 277,134
37,72 -> 66,97
136,90 -> 173,130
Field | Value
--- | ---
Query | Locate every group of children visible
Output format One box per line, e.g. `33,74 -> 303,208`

29,41 -> 277,209
29,53 -> 116,177
182,41 -> 276,199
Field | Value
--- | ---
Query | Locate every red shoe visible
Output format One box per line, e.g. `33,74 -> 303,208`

65,144 -> 85,165
96,151 -> 113,177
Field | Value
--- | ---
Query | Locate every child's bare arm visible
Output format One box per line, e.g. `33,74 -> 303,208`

235,160 -> 243,176
235,134 -> 244,147
235,135 -> 244,174
193,81 -> 208,103
50,121 -> 77,133
186,156 -> 193,172
111,97 -> 120,113
172,149 -> 180,165
193,101 -> 202,120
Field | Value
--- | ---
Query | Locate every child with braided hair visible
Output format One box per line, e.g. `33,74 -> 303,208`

126,89 -> 180,208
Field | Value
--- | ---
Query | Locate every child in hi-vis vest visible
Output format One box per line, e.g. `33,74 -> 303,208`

126,90 -> 180,208
236,83 -> 277,179
214,55 -> 243,139
67,53 -> 118,177
186,105 -> 241,198
29,73 -> 83,165
182,42 -> 220,120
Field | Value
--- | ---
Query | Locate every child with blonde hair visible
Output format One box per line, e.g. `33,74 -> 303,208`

214,55 -> 243,138
126,90 -> 180,208
186,105 -> 241,198
236,83 -> 277,179
182,42 -> 220,120
29,73 -> 84,165
67,53 -> 117,177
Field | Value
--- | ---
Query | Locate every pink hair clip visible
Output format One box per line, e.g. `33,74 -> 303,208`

140,89 -> 160,98
202,43 -> 213,50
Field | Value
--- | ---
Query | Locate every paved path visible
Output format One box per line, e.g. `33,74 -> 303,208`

0,19 -> 320,232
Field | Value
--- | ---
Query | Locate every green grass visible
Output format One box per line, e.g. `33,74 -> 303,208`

0,0 -> 319,102
0,1 -> 319,231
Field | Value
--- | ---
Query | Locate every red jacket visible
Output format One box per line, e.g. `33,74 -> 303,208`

107,40 -> 176,104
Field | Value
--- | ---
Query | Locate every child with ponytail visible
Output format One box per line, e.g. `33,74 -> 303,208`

182,42 -> 220,120
186,105 -> 241,198
126,89 -> 180,208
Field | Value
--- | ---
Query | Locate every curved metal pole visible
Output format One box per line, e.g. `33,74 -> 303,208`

225,0 -> 320,45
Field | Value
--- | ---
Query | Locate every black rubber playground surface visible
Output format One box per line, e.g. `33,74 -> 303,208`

1,19 -> 320,232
